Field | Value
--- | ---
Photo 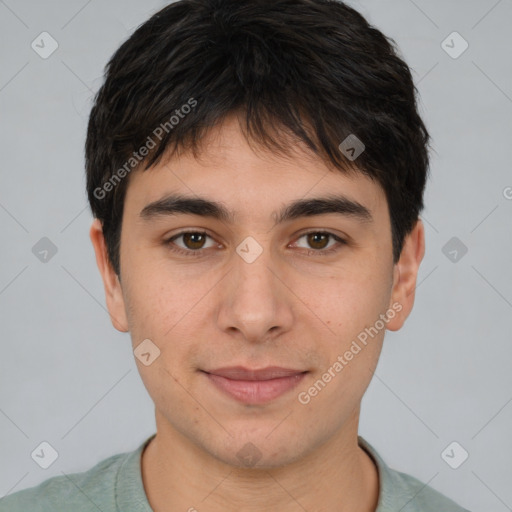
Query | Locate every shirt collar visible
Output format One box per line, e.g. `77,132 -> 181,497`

116,434 -> 413,512
358,435 -> 425,511
116,434 -> 155,512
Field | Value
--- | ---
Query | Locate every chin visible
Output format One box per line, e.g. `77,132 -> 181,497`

206,431 -> 311,470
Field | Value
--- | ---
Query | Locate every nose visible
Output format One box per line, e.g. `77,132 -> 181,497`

216,240 -> 295,344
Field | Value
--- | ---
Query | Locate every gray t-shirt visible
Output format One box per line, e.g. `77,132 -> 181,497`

0,435 -> 470,511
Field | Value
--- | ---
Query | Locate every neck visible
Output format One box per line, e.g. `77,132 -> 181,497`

141,408 -> 379,512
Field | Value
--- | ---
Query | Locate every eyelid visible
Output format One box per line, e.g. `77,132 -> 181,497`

165,228 -> 347,257
290,229 -> 347,252
166,230 -> 219,251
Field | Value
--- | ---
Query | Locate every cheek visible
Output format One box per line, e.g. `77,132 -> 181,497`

121,253 -> 193,335
302,267 -> 392,341
122,264 -> 213,378
298,278 -> 388,414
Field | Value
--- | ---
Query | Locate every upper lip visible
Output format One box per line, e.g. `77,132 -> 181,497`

203,366 -> 307,381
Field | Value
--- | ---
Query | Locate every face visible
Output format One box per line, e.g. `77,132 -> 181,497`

91,114 -> 424,469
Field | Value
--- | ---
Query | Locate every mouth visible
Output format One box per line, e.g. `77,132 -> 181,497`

200,366 -> 308,405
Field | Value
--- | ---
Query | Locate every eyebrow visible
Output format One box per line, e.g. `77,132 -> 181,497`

139,193 -> 373,226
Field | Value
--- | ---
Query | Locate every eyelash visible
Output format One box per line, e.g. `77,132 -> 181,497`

164,230 -> 346,257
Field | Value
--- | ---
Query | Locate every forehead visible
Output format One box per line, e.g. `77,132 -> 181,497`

123,114 -> 388,224
173,113 -> 360,176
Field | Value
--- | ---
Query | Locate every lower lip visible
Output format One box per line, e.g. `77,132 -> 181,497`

203,371 -> 307,405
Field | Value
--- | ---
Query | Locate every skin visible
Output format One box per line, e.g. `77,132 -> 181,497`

90,113 -> 425,512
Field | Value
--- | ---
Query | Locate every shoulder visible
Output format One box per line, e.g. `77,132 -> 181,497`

0,450 -> 129,512
358,436 -> 471,512
386,467 -> 471,511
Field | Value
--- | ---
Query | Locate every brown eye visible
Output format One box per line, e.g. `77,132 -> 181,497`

293,231 -> 346,255
182,232 -> 208,250
306,233 -> 330,250
166,231 -> 217,254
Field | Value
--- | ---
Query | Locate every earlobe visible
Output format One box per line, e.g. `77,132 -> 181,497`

386,219 -> 425,332
89,219 -> 130,333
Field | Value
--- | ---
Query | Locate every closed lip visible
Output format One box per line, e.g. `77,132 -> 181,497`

202,366 -> 308,381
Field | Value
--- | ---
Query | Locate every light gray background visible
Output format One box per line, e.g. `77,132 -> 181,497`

1,1 -> 511,510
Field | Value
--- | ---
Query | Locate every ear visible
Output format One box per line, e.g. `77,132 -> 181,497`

89,218 -> 130,332
386,219 -> 425,331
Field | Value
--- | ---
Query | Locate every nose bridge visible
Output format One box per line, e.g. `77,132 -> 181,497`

216,236 -> 293,341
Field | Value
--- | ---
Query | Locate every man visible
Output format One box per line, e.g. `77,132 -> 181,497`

0,0 -> 470,510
